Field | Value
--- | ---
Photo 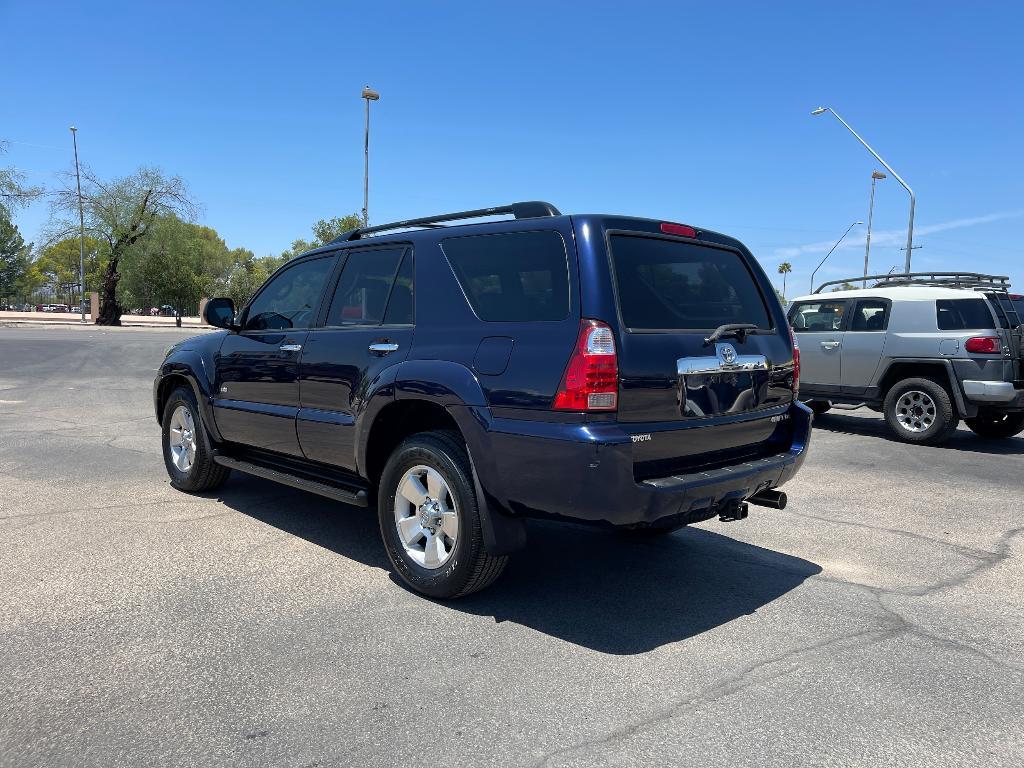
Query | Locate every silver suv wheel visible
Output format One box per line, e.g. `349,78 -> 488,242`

393,464 -> 460,570
893,390 -> 936,433
167,404 -> 197,473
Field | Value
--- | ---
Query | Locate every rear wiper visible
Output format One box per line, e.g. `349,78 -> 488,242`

703,323 -> 765,346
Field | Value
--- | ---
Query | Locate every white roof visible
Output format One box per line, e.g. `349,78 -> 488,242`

788,286 -> 986,303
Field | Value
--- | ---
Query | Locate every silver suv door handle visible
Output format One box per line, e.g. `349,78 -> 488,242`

369,342 -> 400,355
821,341 -> 841,349
280,343 -> 303,352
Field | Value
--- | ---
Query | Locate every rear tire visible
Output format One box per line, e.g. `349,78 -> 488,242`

161,385 -> 231,492
377,431 -> 508,599
883,377 -> 959,445
965,411 -> 1024,439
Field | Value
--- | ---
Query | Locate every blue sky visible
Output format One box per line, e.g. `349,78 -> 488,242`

3,0 -> 1022,295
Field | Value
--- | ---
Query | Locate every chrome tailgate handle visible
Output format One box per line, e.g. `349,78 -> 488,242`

369,342 -> 400,355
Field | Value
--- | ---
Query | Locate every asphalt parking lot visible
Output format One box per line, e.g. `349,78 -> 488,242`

2,324 -> 1022,768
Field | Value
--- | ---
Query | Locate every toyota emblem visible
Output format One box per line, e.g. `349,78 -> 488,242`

720,344 -> 737,364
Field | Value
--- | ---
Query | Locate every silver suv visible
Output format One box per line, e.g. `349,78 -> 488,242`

789,273 -> 1024,445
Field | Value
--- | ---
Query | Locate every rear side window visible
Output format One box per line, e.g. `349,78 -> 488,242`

789,300 -> 846,332
936,299 -> 994,330
610,235 -> 770,330
850,299 -> 889,331
442,231 -> 569,322
325,248 -> 405,326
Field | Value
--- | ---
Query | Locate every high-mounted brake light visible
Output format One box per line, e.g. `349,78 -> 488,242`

553,319 -> 618,411
789,326 -> 801,396
965,336 -> 1001,354
660,222 -> 697,238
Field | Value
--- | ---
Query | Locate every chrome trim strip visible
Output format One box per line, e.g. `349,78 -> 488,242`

677,343 -> 770,375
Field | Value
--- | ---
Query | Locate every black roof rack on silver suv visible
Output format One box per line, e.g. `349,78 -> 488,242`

328,201 -> 562,244
814,271 -> 1012,294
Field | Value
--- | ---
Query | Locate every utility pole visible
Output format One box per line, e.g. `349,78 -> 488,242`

361,86 -> 380,227
70,126 -> 87,323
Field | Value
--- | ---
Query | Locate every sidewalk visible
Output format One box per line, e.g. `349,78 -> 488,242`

0,311 -> 210,328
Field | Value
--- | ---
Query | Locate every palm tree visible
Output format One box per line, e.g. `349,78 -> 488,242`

777,262 -> 792,300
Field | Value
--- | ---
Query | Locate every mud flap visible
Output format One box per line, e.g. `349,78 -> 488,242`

467,452 -> 527,556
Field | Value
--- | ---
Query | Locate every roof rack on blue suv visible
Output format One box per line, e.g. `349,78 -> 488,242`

155,202 -> 810,598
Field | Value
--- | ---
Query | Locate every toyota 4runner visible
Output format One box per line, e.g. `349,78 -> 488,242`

155,202 -> 810,598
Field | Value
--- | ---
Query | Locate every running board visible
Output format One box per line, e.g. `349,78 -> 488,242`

213,454 -> 368,507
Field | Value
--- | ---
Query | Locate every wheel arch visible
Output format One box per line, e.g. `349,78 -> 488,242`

877,358 -> 969,417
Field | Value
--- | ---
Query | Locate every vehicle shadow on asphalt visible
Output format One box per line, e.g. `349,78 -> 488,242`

813,412 -> 1024,454
216,474 -> 821,655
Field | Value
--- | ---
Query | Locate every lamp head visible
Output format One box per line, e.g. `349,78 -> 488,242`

361,86 -> 380,101
811,106 -> 828,116
69,125 -> 77,132
872,171 -> 887,180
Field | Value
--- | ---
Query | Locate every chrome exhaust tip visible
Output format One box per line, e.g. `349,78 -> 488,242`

748,489 -> 787,510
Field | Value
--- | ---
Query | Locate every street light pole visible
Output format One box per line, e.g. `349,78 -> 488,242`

811,106 -> 915,274
361,86 -> 380,227
70,126 -> 87,323
864,170 -> 886,286
810,220 -> 863,293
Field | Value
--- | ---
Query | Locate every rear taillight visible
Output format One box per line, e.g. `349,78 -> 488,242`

965,336 -> 1001,354
790,326 -> 801,396
553,319 -> 618,411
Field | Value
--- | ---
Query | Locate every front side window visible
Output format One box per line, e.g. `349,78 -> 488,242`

850,299 -> 889,332
936,299 -> 994,331
325,248 -> 406,326
789,301 -> 847,332
244,256 -> 334,331
441,231 -> 569,322
610,235 -> 771,330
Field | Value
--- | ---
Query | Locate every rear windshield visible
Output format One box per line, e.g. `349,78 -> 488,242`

936,298 -> 995,330
442,230 -> 569,322
610,235 -> 771,330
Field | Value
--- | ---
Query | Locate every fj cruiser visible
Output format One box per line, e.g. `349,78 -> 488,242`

155,202 -> 809,597
790,272 -> 1024,445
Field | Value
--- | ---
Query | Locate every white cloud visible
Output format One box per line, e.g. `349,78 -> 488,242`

771,210 -> 1024,261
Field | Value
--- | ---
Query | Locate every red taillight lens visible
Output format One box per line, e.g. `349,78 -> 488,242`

553,319 -> 618,411
965,336 -> 1001,354
789,326 -> 800,396
660,222 -> 697,238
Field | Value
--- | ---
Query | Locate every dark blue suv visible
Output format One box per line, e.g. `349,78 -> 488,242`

155,202 -> 811,597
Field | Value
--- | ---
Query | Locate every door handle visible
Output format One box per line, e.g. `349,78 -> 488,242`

280,343 -> 303,352
821,341 -> 841,350
369,342 -> 400,355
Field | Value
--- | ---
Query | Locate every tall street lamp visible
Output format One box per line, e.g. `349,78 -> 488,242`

863,170 -> 886,286
810,220 -> 863,293
70,126 -> 87,324
361,85 -> 380,227
811,106 -> 916,274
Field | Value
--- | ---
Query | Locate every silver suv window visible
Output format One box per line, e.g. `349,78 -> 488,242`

935,299 -> 993,331
790,300 -> 846,332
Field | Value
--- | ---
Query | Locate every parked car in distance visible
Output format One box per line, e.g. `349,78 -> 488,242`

155,201 -> 809,598
790,272 -> 1024,444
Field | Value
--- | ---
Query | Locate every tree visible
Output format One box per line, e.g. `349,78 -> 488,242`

279,214 -> 362,260
1,141 -> 42,218
777,262 -> 792,300
33,236 -> 104,305
0,212 -> 32,304
48,166 -> 196,325
830,282 -> 857,292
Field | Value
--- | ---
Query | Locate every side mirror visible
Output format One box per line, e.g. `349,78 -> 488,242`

203,297 -> 237,330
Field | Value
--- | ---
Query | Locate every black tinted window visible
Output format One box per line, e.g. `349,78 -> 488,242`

383,252 -> 414,325
244,256 -> 334,331
936,299 -> 994,330
850,300 -> 889,331
326,248 -> 405,326
442,231 -> 569,322
610,236 -> 770,330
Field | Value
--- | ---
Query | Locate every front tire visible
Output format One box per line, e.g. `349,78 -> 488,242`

377,431 -> 508,599
883,378 -> 959,445
161,385 -> 230,492
965,410 -> 1024,439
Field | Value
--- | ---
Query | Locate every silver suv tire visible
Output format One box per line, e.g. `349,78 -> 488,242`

882,377 -> 959,446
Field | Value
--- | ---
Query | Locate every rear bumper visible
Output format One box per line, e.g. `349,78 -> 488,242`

962,379 -> 1024,408
472,402 -> 812,527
